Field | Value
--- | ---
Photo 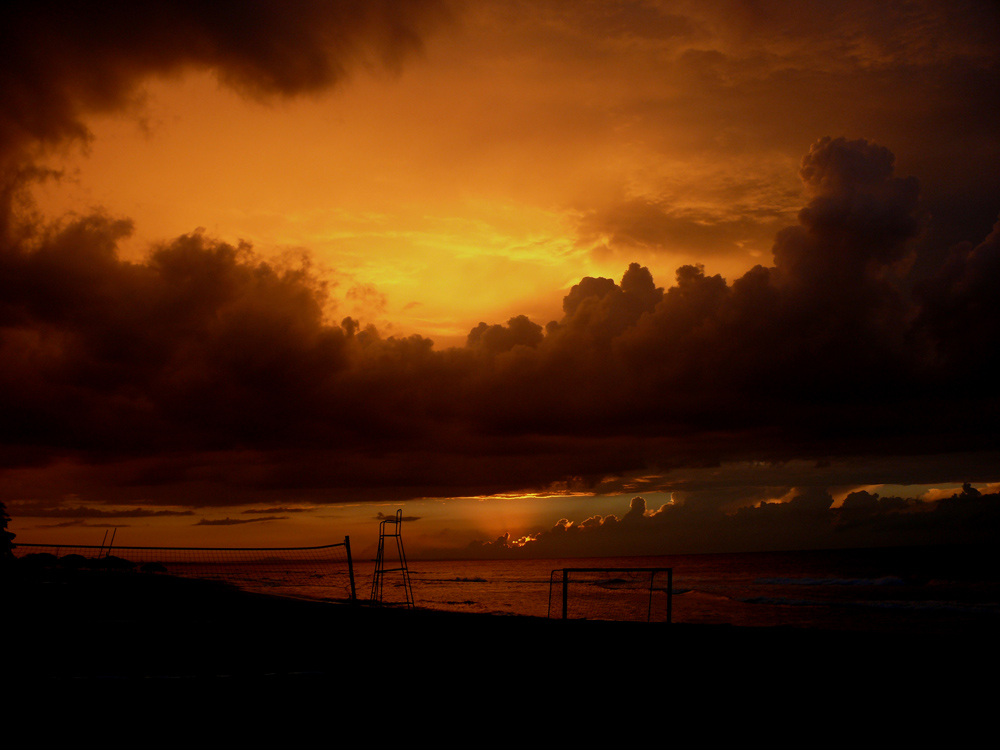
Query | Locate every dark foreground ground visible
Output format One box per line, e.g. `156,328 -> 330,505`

6,567 -> 997,724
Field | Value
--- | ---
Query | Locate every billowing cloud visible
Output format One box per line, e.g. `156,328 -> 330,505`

451,138 -> 996,467
0,1 -> 998,563
467,315 -> 544,354
0,0 -> 449,163
1,136 -> 999,511
463,485 -> 1000,557
576,195 -> 793,265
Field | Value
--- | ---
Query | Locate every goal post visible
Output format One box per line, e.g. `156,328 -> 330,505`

548,567 -> 672,623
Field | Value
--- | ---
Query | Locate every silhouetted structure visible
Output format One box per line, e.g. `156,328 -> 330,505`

13,539 -> 357,601
1,501 -> 14,572
370,509 -> 413,607
548,567 -> 673,622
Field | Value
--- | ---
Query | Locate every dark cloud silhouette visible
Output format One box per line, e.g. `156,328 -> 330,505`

0,1 -> 450,166
38,520 -> 133,529
2,137 -> 999,513
7,502 -> 193,519
576,195 -> 790,261
467,315 -> 543,354
195,516 -> 286,526
0,228 -> 352,452
242,507 -> 312,515
0,0 -> 997,551
462,486 -> 1000,558
375,512 -> 421,522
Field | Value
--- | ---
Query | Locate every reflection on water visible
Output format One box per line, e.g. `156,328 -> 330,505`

353,546 -> 1000,633
20,543 -> 997,633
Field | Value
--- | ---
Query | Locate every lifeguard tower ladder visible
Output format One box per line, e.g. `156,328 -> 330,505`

370,509 -> 414,608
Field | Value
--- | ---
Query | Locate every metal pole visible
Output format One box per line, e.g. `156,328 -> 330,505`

647,571 -> 654,623
562,569 -> 569,620
344,535 -> 357,603
667,569 -> 673,624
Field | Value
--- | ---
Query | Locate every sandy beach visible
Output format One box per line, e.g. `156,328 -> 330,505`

9,566 -> 995,694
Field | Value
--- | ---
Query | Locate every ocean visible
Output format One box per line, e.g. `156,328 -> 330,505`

352,545 -> 1000,635
17,542 -> 999,635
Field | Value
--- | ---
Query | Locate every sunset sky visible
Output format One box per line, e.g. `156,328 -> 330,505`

2,0 -> 999,559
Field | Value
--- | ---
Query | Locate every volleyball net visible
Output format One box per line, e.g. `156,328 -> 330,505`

548,567 -> 672,623
13,539 -> 357,603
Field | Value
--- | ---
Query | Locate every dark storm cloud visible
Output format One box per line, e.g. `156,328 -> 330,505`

243,507 -> 312,515
452,136 -> 1000,482
2,135 -> 999,510
38,520 -> 133,529
914,219 -> 1000,395
195,516 -> 286,526
0,0 -> 998,528
565,0 -> 1000,266
576,195 -> 791,260
0,227 -> 354,452
461,140 -> 924,444
0,0 -> 451,452
9,500 -> 193,519
467,315 -> 543,354
464,486 -> 1000,557
0,0 -> 450,162
376,512 -> 421,522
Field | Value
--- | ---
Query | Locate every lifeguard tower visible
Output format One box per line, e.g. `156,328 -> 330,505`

369,509 -> 414,607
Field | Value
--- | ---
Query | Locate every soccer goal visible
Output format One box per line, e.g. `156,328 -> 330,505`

13,538 -> 357,602
548,567 -> 672,622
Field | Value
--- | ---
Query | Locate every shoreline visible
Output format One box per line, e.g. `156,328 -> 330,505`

7,567 -> 996,683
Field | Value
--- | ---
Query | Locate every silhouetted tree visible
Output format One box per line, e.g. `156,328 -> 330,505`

1,501 -> 15,570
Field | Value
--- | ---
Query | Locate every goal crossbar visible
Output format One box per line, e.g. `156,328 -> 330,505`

549,567 -> 672,623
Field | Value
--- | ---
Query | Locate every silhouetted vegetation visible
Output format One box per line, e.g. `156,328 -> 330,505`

1,501 -> 14,575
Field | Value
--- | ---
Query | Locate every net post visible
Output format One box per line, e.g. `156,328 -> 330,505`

562,568 -> 569,620
647,570 -> 654,623
667,568 -> 672,624
344,535 -> 357,603
547,570 -> 554,618
549,567 -> 673,622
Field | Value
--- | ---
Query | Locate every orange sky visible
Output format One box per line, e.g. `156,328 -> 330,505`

28,1 -> 999,346
26,4 -> 824,345
3,1 -> 1000,556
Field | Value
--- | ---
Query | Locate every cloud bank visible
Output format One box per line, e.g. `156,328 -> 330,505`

0,3 -> 998,548
0,1 -> 449,162
464,486 -> 1000,557
2,135 -> 998,508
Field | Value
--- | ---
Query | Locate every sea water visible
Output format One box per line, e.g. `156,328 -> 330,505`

25,542 -> 996,634
349,545 -> 1000,634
